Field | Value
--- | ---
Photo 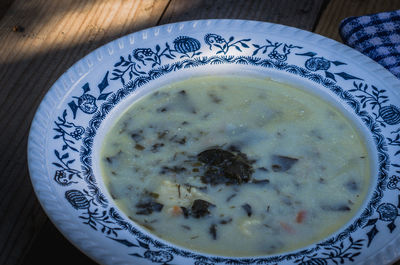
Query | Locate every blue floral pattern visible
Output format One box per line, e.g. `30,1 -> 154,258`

294,237 -> 363,265
204,33 -> 251,54
45,30 -> 400,264
362,195 -> 400,246
68,72 -> 111,118
65,189 -> 121,236
111,36 -> 203,85
54,110 -> 84,152
253,39 -> 302,61
173,36 -> 202,57
296,52 -> 362,81
52,150 -> 81,186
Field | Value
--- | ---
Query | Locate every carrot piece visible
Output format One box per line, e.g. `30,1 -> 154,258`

296,210 -> 307,223
170,205 -> 183,216
279,221 -> 295,234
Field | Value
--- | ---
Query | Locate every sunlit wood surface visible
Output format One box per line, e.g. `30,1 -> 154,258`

1,0 -> 400,264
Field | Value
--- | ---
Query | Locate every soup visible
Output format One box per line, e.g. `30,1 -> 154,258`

101,76 -> 370,256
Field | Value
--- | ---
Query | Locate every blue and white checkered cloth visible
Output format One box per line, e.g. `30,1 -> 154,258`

339,10 -> 400,79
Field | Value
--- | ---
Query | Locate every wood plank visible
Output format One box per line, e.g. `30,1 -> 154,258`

160,0 -> 329,31
0,0 -> 14,21
314,0 -> 400,42
21,219 -> 97,265
0,1 -> 170,264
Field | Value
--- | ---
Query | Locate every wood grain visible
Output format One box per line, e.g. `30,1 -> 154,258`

315,0 -> 400,41
160,0 -> 329,31
0,0 -> 14,21
0,1 -> 169,264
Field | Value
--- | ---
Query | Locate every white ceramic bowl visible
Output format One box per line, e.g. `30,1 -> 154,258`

28,20 -> 400,265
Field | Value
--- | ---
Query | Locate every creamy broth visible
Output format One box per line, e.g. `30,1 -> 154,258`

101,76 -> 370,256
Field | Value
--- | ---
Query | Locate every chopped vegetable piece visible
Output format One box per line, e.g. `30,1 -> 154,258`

171,205 -> 183,216
208,92 -> 222,103
220,217 -> 233,224
281,196 -> 293,206
242,203 -> 252,217
160,166 -> 187,174
321,204 -> 351,211
271,155 -> 298,172
157,130 -> 169,139
345,180 -> 359,191
279,221 -> 295,234
180,206 -> 189,218
198,148 -> 254,185
170,135 -> 187,145
130,130 -> 144,142
198,148 -> 235,165
151,143 -> 164,152
296,210 -> 307,223
251,179 -> 270,185
134,144 -> 145,150
181,225 -> 191,230
226,193 -> 237,202
144,191 -> 160,199
157,106 -> 168,113
209,224 -> 217,240
191,199 -> 215,218
135,201 -> 164,215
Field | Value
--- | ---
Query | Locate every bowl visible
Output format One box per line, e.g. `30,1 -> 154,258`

28,19 -> 400,265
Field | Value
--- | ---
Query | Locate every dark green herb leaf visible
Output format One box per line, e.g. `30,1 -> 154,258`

209,224 -> 217,240
191,199 -> 215,218
252,179 -> 270,185
198,148 -> 254,185
271,155 -> 298,172
135,201 -> 164,215
220,218 -> 233,224
242,203 -> 252,217
321,204 -> 351,211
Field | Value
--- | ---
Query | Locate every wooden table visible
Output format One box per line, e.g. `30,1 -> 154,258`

1,0 -> 400,264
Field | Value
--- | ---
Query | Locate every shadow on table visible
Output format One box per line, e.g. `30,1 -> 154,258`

21,219 -> 97,265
